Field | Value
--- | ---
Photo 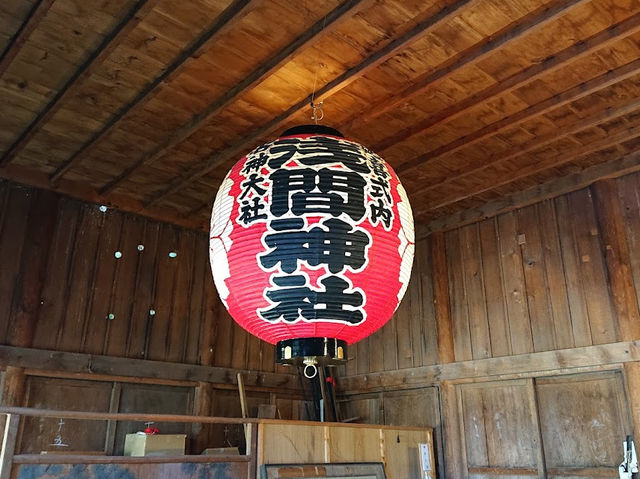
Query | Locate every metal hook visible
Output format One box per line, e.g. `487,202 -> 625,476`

310,100 -> 324,124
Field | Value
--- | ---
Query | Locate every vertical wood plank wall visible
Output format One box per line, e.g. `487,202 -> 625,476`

345,236 -> 440,376
346,183 -> 632,374
446,187 -> 618,361
0,179 -> 274,372
334,171 -> 640,477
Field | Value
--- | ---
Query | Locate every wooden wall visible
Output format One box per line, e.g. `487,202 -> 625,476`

445,187 -> 618,361
337,171 -> 640,478
343,238 -> 440,376
0,178 -> 275,372
345,184 -> 622,376
15,374 -> 306,455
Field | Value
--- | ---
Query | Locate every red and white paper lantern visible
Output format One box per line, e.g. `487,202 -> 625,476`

210,125 -> 414,366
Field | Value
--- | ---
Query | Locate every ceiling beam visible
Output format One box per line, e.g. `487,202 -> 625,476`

48,0 -> 257,184
396,55 -> 640,175
143,0 -> 477,208
0,0 -> 55,76
417,117 -> 640,216
360,8 -> 640,152
0,165 -> 206,232
0,0 -> 159,166
98,0 -> 370,195
413,88 -> 640,203
420,148 -> 640,236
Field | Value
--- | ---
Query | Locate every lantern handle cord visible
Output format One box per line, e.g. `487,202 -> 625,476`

309,12 -> 327,125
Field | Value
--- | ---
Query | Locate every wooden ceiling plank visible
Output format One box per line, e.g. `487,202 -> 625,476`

0,0 -> 159,167
0,164 -> 206,231
420,117 -> 640,215
416,90 -> 640,201
421,148 -> 640,235
396,55 -> 640,174
363,8 -> 640,152
0,0 -> 55,76
143,0 -> 477,208
98,0 -> 369,195
48,0 -> 257,184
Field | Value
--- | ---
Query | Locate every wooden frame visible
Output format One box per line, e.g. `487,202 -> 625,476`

261,462 -> 387,479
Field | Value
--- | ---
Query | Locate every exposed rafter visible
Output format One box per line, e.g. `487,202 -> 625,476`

421,148 -> 640,235
413,85 -> 640,204
355,9 -> 640,151
417,117 -> 640,216
98,0 -> 370,195
396,56 -> 640,175
0,0 -> 55,76
142,0 -> 478,208
0,164 -> 206,231
48,0 -> 257,184
0,0 -> 159,167
3,0 -> 640,232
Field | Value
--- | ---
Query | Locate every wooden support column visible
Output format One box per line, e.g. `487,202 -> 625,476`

430,233 -> 455,364
7,190 -> 59,348
592,179 -> 640,340
0,414 -> 19,479
2,190 -> 59,411
0,368 -> 25,408
592,179 -> 640,440
440,381 -> 462,478
191,381 -> 213,454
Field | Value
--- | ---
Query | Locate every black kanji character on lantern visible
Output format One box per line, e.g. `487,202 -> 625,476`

370,175 -> 392,203
368,156 -> 390,179
259,275 -> 312,322
259,274 -> 364,324
315,275 -> 364,324
267,137 -> 370,173
259,218 -> 370,274
270,167 -> 366,220
369,198 -> 393,228
242,149 -> 269,174
239,173 -> 267,200
238,197 -> 267,225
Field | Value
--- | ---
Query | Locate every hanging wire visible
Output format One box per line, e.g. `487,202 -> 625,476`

309,12 -> 328,124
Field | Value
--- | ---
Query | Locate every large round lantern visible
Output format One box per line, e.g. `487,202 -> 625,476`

210,125 -> 414,369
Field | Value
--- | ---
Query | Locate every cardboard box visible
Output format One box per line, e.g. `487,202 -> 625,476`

124,434 -> 186,456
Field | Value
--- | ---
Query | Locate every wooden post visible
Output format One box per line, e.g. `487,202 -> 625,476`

0,414 -> 19,479
7,190 -> 59,348
591,179 -> 640,340
2,191 -> 58,422
592,179 -> 640,440
0,367 -> 25,436
237,373 -> 248,443
624,363 -> 640,443
246,422 -> 258,479
191,381 -> 213,454
440,381 -> 462,478
430,233 -> 455,364
0,368 -> 25,408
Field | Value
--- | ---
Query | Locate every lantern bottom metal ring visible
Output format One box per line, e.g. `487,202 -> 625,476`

303,363 -> 318,379
276,337 -> 347,367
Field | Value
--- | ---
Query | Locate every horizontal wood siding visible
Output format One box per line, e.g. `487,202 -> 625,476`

0,179 -> 275,372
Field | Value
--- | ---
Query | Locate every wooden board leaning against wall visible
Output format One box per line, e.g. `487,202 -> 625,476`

335,170 -> 640,478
